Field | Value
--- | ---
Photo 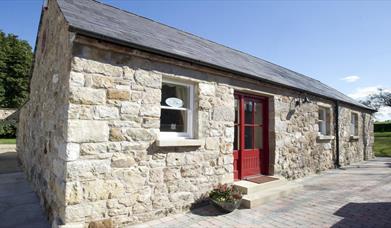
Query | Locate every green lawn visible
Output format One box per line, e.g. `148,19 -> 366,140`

0,138 -> 16,144
374,132 -> 391,157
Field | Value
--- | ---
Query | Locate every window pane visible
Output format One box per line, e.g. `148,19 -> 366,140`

234,125 -> 239,150
234,98 -> 239,124
325,109 -> 331,135
319,108 -> 325,121
254,126 -> 263,149
161,82 -> 188,108
160,109 -> 186,132
351,113 -> 358,136
254,101 -> 263,124
318,107 -> 331,135
245,100 -> 253,124
244,126 -> 253,149
319,121 -> 326,135
354,114 -> 358,135
351,123 -> 354,136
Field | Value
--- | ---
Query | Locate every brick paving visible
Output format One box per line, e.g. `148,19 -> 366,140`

0,146 -> 50,228
133,157 -> 391,228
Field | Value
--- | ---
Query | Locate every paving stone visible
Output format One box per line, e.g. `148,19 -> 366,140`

0,172 -> 49,228
131,158 -> 391,228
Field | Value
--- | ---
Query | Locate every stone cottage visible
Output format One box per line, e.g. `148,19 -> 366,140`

17,0 -> 376,226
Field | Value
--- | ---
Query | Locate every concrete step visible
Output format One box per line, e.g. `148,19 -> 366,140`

234,178 -> 287,195
240,182 -> 303,208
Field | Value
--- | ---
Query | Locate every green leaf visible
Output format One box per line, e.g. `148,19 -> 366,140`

0,30 -> 32,108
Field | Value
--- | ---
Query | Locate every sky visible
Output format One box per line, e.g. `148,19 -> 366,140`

0,0 -> 390,120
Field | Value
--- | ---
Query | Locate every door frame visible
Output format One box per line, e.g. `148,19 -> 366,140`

234,92 -> 270,180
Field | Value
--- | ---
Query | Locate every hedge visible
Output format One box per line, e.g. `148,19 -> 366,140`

0,120 -> 17,138
374,122 -> 391,132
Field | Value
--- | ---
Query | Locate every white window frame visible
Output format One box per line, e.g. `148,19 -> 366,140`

318,106 -> 331,136
160,79 -> 194,139
351,112 -> 359,136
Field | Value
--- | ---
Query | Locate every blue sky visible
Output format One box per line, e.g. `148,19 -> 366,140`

1,0 -> 390,119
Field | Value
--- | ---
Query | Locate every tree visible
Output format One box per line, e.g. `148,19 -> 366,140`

360,88 -> 391,110
0,30 -> 33,108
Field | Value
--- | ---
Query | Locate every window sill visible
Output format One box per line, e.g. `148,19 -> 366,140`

156,139 -> 203,147
317,135 -> 335,141
350,135 -> 359,141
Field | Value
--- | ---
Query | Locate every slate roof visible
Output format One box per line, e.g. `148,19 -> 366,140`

56,0 -> 374,111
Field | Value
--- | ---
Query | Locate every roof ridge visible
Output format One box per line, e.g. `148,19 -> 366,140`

57,0 -> 375,111
90,0 -> 331,88
87,0 -> 314,79
84,0 -> 332,87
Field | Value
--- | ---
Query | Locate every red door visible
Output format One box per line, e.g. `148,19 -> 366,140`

233,93 -> 269,180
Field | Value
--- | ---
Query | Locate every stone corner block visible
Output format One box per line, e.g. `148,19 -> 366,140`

69,87 -> 106,105
58,143 -> 80,161
67,120 -> 109,143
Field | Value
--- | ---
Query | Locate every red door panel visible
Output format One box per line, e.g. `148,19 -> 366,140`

233,93 -> 269,180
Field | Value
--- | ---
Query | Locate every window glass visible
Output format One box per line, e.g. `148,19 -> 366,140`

319,108 -> 325,121
161,82 -> 188,108
254,126 -> 263,149
160,81 -> 193,138
254,101 -> 263,125
160,109 -> 186,132
244,126 -> 253,149
245,100 -> 253,124
318,107 -> 331,135
325,108 -> 331,135
351,113 -> 359,136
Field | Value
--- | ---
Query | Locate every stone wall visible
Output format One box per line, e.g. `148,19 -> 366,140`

339,104 -> 375,165
17,2 -> 375,225
62,36 -> 376,226
273,96 -> 336,179
17,0 -> 73,224
61,40 -> 234,226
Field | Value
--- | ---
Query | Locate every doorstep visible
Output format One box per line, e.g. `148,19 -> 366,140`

234,176 -> 303,209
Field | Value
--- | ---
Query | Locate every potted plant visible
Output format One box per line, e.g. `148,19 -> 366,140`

209,184 -> 242,213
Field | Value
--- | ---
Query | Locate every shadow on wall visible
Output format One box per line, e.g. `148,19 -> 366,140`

331,202 -> 391,227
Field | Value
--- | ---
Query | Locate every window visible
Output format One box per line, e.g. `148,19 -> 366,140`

160,80 -> 194,138
318,106 -> 331,135
351,113 -> 359,136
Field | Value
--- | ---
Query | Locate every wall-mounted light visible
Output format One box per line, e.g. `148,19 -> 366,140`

292,96 -> 311,109
303,96 -> 311,104
295,98 -> 301,107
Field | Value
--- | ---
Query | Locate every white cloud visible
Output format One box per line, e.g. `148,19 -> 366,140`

348,85 -> 382,100
348,86 -> 391,121
340,75 -> 360,83
375,106 -> 391,121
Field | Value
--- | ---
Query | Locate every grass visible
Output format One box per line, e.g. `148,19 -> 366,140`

0,138 -> 16,144
374,132 -> 391,157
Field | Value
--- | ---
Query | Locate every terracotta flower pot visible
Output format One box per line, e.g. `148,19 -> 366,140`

210,198 -> 242,213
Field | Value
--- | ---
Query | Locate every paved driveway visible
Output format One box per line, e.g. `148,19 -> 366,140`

0,146 -> 390,228
0,146 -> 49,228
135,157 -> 391,228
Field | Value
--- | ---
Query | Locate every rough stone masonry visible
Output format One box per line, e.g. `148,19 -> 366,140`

17,0 -> 375,227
